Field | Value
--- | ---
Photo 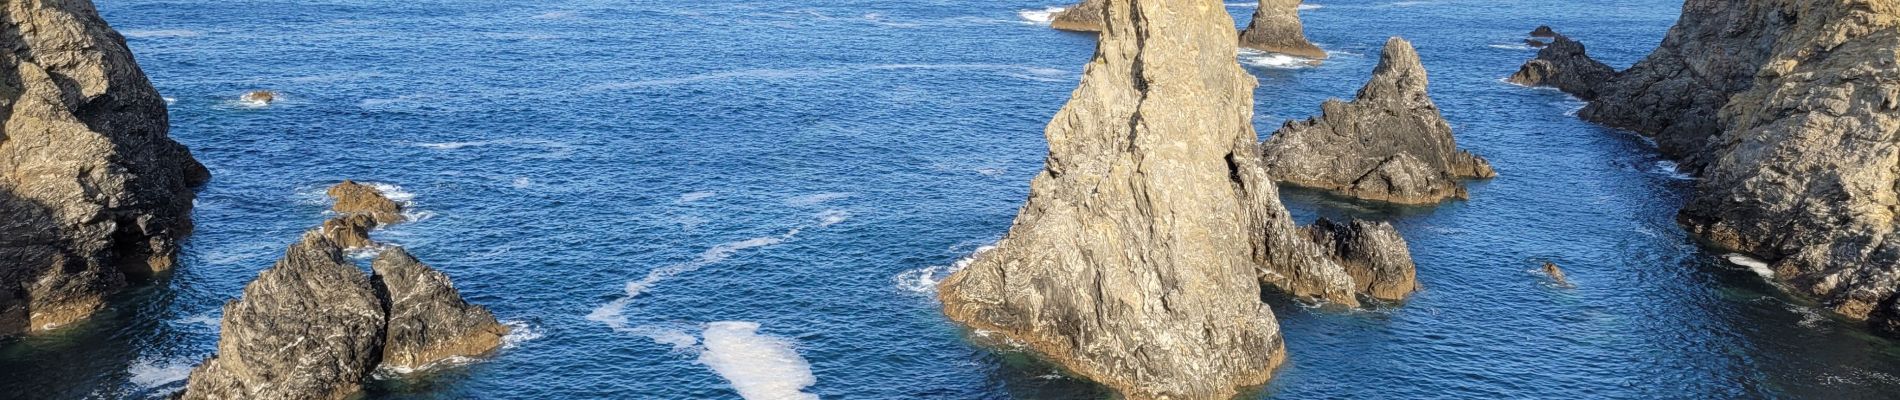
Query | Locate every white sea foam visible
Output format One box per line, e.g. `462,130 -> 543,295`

1652,161 -> 1695,180
175,312 -> 220,328
699,321 -> 820,400
163,97 -> 178,105
632,325 -> 700,350
122,29 -> 202,38
1017,7 -> 1066,25
127,357 -> 196,388
817,210 -> 850,227
895,245 -> 996,295
680,191 -> 717,203
501,320 -> 543,349
1489,43 -> 1536,51
1239,50 -> 1321,69
1724,254 -> 1775,278
512,177 -> 534,189
531,11 -> 577,20
786,192 -> 852,206
591,211 -> 847,331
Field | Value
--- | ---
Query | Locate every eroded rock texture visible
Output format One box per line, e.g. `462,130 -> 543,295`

373,247 -> 508,371
0,0 -> 208,336
182,234 -> 505,398
1049,0 -> 1106,32
328,180 -> 404,224
1303,219 -> 1418,302
1507,33 -> 1617,99
1262,38 -> 1495,205
1522,0 -> 1900,335
1239,0 -> 1327,60
937,0 -> 1414,397
321,214 -> 377,249
181,233 -> 386,400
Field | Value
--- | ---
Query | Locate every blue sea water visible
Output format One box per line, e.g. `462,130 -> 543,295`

6,0 -> 1900,398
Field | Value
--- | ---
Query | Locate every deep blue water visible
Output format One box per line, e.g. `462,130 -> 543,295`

6,0 -> 1900,398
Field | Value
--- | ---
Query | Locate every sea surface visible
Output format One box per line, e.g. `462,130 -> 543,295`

6,0 -> 1900,398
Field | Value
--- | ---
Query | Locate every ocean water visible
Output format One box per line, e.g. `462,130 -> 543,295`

6,0 -> 1900,398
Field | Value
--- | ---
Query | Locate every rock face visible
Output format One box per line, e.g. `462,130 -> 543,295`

373,247 -> 508,371
1049,0 -> 1105,32
1507,33 -> 1617,99
0,0 -> 208,336
1523,0 -> 1900,335
936,0 -> 1415,397
1303,219 -> 1418,302
181,233 -> 386,400
328,180 -> 404,224
1261,38 -> 1496,205
1239,0 -> 1327,60
321,214 -> 377,249
182,234 -> 506,398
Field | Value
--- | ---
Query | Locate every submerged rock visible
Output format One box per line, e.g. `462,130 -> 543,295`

1303,219 -> 1419,302
1523,0 -> 1900,335
1543,262 -> 1569,286
240,90 -> 277,105
373,247 -> 508,371
1506,32 -> 1617,100
1049,0 -> 1105,32
328,180 -> 405,224
182,234 -> 506,397
181,233 -> 386,400
0,0 -> 209,336
1261,37 -> 1495,205
1239,0 -> 1327,60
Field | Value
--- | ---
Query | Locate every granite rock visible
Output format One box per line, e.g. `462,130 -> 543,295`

372,247 -> 508,371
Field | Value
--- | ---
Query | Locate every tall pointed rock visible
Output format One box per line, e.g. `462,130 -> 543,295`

1239,0 -> 1327,60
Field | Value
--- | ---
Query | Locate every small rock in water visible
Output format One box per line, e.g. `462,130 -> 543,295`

321,214 -> 379,249
1530,25 -> 1558,38
1543,262 -> 1570,286
328,180 -> 406,224
240,90 -> 277,104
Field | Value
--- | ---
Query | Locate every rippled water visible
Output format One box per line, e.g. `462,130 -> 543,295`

6,0 -> 1900,398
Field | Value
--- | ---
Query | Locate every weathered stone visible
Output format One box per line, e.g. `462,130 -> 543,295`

1526,38 -> 1548,48
1507,34 -> 1617,99
1530,25 -> 1557,38
1303,219 -> 1418,302
0,0 -> 208,337
327,180 -> 404,224
320,214 -> 378,249
1535,0 -> 1900,336
372,247 -> 508,371
1049,0 -> 1105,32
1262,37 -> 1495,205
181,232 -> 386,400
1239,0 -> 1327,60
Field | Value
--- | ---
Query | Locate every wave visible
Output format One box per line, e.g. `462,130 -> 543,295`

894,245 -> 996,295
1723,253 -> 1775,278
1651,160 -> 1695,181
786,192 -> 852,206
127,357 -> 196,388
679,191 -> 717,203
1239,50 -> 1321,69
699,321 -> 820,400
1489,43 -> 1536,51
1017,6 -> 1065,25
589,210 -> 848,331
501,320 -> 544,349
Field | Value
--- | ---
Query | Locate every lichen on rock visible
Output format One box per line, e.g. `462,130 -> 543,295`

1262,37 -> 1495,205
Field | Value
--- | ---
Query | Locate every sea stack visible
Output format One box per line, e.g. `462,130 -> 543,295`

1238,0 -> 1327,60
1303,219 -> 1419,302
937,0 -> 1414,397
1507,32 -> 1616,99
0,0 -> 209,336
1519,0 -> 1900,335
1261,37 -> 1496,205
328,180 -> 405,224
1048,0 -> 1106,32
181,233 -> 506,398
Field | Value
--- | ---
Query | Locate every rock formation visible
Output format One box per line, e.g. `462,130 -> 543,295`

1303,219 -> 1418,301
1048,0 -> 1105,32
1261,38 -> 1496,205
1542,262 -> 1569,287
373,247 -> 508,371
937,0 -> 1415,397
239,90 -> 276,105
328,180 -> 404,224
1507,33 -> 1616,99
181,232 -> 386,400
182,233 -> 506,398
321,214 -> 377,249
1519,0 -> 1900,335
0,0 -> 209,336
1530,25 -> 1557,38
1239,0 -> 1327,60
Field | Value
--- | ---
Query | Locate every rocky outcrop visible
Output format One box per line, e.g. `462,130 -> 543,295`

1543,262 -> 1569,287
181,233 -> 386,400
328,180 -> 404,224
1239,0 -> 1327,60
1522,0 -> 1900,335
1303,219 -> 1418,302
321,214 -> 377,249
0,0 -> 209,336
373,247 -> 508,371
1530,25 -> 1557,38
936,0 -> 1415,397
1261,38 -> 1495,205
1049,0 -> 1105,32
1507,33 -> 1617,99
182,233 -> 506,398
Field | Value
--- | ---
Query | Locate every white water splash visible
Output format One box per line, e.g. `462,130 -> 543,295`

1239,49 -> 1320,69
1724,254 -> 1775,278
501,320 -> 544,349
1017,7 -> 1065,25
127,357 -> 197,388
894,245 -> 996,295
699,322 -> 820,400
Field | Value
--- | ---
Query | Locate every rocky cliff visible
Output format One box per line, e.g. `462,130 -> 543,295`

1519,0 -> 1900,335
1049,0 -> 1106,32
937,0 -> 1414,397
1262,38 -> 1495,205
0,0 -> 208,336
1239,0 -> 1327,60
182,232 -> 506,398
